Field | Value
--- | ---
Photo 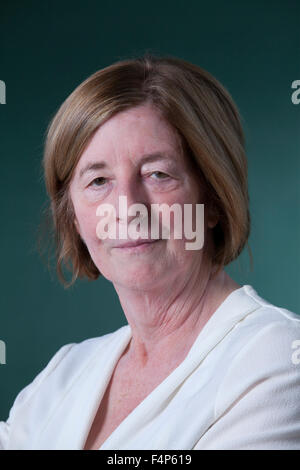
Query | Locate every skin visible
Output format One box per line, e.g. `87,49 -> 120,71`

69,103 -> 240,427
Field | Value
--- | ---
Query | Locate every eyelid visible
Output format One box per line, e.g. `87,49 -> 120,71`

87,170 -> 176,189
149,171 -> 170,178
142,162 -> 173,170
89,176 -> 108,187
142,166 -> 172,174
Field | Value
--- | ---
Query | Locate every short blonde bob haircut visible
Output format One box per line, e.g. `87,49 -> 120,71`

41,53 -> 252,288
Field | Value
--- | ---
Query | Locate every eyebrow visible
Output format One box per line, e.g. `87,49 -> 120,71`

79,161 -> 107,179
79,152 -> 173,179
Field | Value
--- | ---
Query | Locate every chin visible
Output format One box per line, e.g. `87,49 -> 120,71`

105,264 -> 163,291
91,244 -> 169,289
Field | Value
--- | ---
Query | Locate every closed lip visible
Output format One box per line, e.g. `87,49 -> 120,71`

112,239 -> 160,249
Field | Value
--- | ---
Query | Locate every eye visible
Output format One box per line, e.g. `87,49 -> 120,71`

89,177 -> 107,187
149,171 -> 170,180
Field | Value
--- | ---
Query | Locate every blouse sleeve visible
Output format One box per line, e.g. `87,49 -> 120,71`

194,319 -> 300,450
0,342 -> 74,450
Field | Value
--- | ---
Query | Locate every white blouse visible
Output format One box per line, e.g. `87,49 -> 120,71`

1,284 -> 300,450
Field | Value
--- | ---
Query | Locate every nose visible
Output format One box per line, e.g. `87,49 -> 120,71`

113,177 -> 150,226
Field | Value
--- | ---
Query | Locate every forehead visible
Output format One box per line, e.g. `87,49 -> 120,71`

76,103 -> 184,169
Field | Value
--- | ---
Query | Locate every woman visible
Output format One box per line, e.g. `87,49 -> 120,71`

1,54 -> 299,450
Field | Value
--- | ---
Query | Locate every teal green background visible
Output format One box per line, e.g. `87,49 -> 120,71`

0,0 -> 299,419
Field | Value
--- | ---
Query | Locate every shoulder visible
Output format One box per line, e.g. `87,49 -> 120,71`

208,284 -> 300,374
0,324 -> 130,449
214,286 -> 300,418
224,284 -> 300,349
56,323 -> 130,372
5,324 -> 130,425
238,285 -> 300,351
196,287 -> 300,449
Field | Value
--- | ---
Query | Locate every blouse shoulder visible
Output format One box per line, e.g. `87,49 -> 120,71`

214,289 -> 300,431
0,342 -> 74,450
197,287 -> 300,449
0,324 -> 129,450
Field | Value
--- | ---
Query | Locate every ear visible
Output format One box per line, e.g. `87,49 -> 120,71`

73,217 -> 87,246
207,216 -> 219,229
73,216 -> 81,236
207,203 -> 219,229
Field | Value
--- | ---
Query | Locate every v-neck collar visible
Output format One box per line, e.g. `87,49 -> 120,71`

38,284 -> 260,450
98,285 -> 259,450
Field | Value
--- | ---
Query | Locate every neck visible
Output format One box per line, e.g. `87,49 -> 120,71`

113,261 -> 241,370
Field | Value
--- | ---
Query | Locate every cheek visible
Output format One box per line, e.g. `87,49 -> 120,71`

163,237 -> 204,276
75,205 -> 99,242
153,189 -> 202,237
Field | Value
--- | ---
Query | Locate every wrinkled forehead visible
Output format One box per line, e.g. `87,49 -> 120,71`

72,103 -> 192,176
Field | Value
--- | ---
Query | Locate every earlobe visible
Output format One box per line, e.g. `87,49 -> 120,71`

207,217 -> 219,229
207,205 -> 219,229
74,217 -> 81,236
74,218 -> 87,246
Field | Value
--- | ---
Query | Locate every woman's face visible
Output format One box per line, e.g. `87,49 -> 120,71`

69,103 -> 214,290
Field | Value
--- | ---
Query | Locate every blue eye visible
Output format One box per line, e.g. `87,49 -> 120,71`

150,171 -> 169,179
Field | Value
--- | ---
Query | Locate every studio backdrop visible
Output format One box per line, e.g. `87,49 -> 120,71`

0,0 -> 299,420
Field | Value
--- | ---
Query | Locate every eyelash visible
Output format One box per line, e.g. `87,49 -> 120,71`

90,177 -> 107,188
149,171 -> 170,180
89,171 -> 171,188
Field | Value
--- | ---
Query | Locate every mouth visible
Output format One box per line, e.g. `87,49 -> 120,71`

112,239 -> 162,253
